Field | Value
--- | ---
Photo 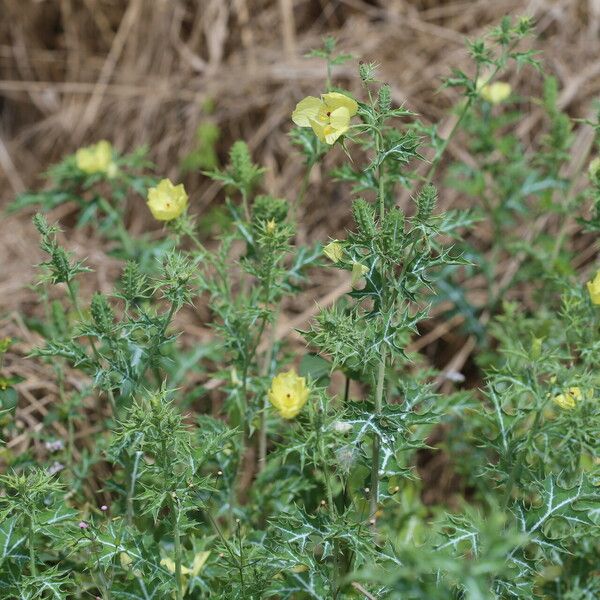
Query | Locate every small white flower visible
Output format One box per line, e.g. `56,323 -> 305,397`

444,370 -> 465,383
45,440 -> 64,453
47,461 -> 65,475
331,421 -> 353,433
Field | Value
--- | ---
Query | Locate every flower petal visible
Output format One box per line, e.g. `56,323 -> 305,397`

329,106 -> 350,130
292,96 -> 323,127
322,92 -> 358,116
324,124 -> 347,145
308,118 -> 328,143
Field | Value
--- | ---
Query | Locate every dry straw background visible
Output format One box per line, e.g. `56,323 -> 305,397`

1,0 -> 599,483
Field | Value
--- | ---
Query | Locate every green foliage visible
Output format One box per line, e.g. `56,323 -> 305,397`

2,16 -> 599,600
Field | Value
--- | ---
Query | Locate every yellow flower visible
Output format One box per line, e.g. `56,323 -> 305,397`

323,241 -> 344,263
587,271 -> 600,305
292,92 -> 358,145
553,387 -> 582,411
268,369 -> 309,419
477,80 -> 512,105
351,261 -> 369,288
75,140 -> 116,176
161,552 -> 210,594
147,179 -> 188,221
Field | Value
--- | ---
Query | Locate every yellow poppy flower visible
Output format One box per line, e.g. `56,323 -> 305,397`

292,92 -> 358,145
587,271 -> 600,305
161,552 -> 210,594
147,179 -> 188,221
268,369 -> 309,419
351,261 -> 369,288
75,140 -> 116,176
477,80 -> 512,105
323,241 -> 344,263
553,387 -> 582,411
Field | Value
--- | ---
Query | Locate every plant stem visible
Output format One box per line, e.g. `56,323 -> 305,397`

241,191 -> 250,222
315,399 -> 339,594
126,450 -> 142,526
371,143 -> 387,524
67,280 -> 102,364
172,501 -> 183,600
370,345 -> 387,522
28,515 -> 37,577
502,402 -> 542,509
237,520 -> 245,595
98,196 -> 135,257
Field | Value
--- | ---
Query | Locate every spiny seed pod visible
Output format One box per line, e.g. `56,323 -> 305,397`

52,248 -> 71,282
359,61 -> 377,85
416,185 -> 437,223
90,293 -> 114,334
382,207 -> 405,240
352,198 -> 377,239
378,84 -> 391,114
33,213 -> 50,236
252,195 -> 288,224
121,261 -> 148,304
230,141 -> 252,182
381,208 -> 405,261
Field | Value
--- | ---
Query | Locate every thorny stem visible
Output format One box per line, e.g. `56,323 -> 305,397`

371,142 -> 387,524
66,281 -> 83,319
315,399 -> 339,594
66,280 -> 102,365
423,94 -> 474,187
370,345 -> 387,522
502,403 -> 542,509
28,514 -> 37,577
258,310 -> 278,473
316,406 -> 335,515
97,196 -> 135,258
502,368 -> 542,508
237,520 -> 246,595
107,388 -> 117,415
241,191 -> 251,222
172,499 -> 184,600
126,450 -> 142,526
424,43 -> 518,187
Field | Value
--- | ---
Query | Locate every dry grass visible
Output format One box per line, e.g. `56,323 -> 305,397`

1,0 -> 599,491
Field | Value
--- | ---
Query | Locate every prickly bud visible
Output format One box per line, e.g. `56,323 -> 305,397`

352,198 -> 377,240
381,207 -> 405,262
378,84 -> 391,114
252,195 -> 288,224
90,293 -> 114,334
121,261 -> 148,304
416,185 -> 437,223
